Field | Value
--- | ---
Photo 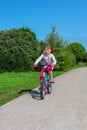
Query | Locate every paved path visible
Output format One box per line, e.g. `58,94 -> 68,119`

0,67 -> 87,130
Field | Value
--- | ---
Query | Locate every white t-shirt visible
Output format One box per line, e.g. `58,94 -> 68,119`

34,52 -> 57,65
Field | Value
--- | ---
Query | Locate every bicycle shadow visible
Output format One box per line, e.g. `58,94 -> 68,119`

18,88 -> 41,100
29,89 -> 41,100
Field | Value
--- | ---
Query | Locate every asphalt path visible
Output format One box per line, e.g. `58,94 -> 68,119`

0,67 -> 87,130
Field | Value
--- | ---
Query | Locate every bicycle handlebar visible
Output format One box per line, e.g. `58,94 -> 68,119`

34,64 -> 52,70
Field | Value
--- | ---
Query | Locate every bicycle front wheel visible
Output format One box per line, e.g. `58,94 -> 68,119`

48,83 -> 53,94
40,81 -> 46,99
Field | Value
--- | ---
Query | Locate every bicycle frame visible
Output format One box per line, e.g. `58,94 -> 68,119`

39,64 -> 51,85
34,65 -> 53,99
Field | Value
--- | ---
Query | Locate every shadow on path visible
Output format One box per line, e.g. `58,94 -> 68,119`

18,88 -> 41,100
29,90 -> 41,100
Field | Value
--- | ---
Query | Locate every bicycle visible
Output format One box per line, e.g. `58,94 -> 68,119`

35,65 -> 54,99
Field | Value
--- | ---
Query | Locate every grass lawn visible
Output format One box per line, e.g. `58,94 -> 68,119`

0,71 -> 63,106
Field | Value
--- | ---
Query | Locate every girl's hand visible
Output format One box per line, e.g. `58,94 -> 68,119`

51,64 -> 55,67
34,64 -> 38,68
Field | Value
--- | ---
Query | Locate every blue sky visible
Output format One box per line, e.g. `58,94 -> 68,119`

0,0 -> 87,50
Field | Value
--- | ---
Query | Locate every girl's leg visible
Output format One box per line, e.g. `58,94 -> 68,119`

40,68 -> 46,81
47,66 -> 54,82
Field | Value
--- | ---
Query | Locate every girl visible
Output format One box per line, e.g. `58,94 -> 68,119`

34,44 -> 57,82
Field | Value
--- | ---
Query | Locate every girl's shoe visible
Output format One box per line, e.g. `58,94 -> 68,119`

49,78 -> 54,83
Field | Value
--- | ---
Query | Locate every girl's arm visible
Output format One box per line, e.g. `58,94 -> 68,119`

34,53 -> 43,65
52,54 -> 57,66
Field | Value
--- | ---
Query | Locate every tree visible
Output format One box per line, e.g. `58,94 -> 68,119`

0,27 -> 38,72
84,52 -> 87,62
45,26 -> 68,70
67,43 -> 86,63
37,40 -> 45,56
45,26 -> 64,49
57,47 -> 76,70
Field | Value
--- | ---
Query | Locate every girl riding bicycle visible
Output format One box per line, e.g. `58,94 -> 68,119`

34,44 -> 57,83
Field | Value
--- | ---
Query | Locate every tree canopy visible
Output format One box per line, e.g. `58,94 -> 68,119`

0,27 -> 38,72
67,42 -> 86,63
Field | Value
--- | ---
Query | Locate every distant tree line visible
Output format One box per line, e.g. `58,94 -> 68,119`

0,27 -> 86,72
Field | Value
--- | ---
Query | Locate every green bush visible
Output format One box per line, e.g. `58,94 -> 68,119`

67,43 -> 86,63
57,49 -> 76,70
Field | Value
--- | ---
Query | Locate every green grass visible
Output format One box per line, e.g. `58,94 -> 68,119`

0,71 -> 63,106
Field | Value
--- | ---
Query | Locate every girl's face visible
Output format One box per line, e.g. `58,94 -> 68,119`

45,47 -> 51,55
